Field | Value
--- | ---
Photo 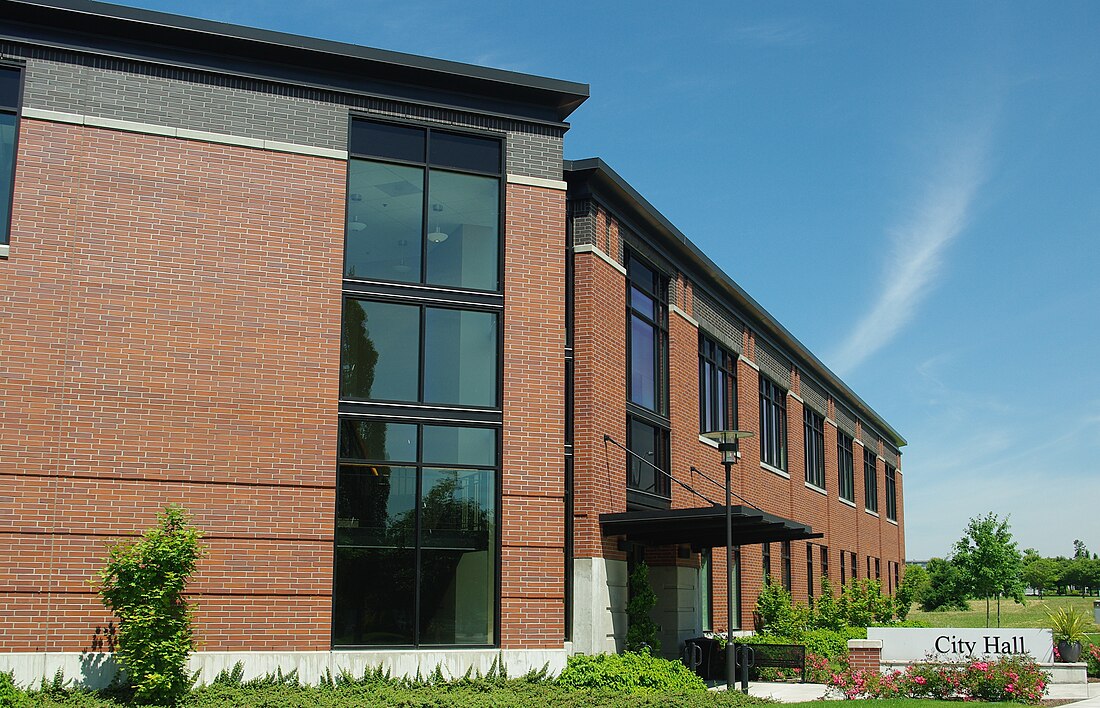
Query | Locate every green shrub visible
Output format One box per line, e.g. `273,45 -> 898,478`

894,565 -> 928,619
97,505 -> 204,705
837,578 -> 894,626
625,563 -> 660,653
556,651 -> 706,693
0,672 -> 31,708
754,582 -> 808,636
810,577 -> 846,630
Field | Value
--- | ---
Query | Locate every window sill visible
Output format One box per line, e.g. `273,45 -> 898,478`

804,482 -> 827,496
760,462 -> 789,479
865,509 -> 880,518
699,434 -> 718,449
0,244 -> 8,259
838,497 -> 856,509
887,517 -> 898,526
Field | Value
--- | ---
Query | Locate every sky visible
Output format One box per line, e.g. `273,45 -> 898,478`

113,0 -> 1100,560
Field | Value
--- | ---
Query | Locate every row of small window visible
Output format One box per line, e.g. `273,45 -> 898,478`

763,544 -> 900,598
1,65 -> 22,247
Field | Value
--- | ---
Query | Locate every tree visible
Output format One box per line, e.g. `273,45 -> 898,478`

1022,557 -> 1059,598
894,564 -> 929,620
98,506 -> 204,705
920,557 -> 970,612
952,512 -> 1025,627
625,562 -> 660,653
1073,539 -> 1089,559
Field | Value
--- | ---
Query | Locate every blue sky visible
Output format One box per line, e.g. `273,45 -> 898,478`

117,0 -> 1100,560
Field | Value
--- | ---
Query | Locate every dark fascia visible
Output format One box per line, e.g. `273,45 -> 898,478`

1,0 -> 589,125
565,157 -> 907,450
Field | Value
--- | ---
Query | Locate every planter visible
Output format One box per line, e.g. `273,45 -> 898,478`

1057,640 -> 1083,663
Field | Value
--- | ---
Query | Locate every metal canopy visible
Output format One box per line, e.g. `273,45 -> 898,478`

599,505 -> 822,549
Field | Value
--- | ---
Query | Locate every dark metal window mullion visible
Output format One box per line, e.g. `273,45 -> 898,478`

413,423 -> 424,647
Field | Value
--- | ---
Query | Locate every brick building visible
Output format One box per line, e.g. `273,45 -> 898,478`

0,0 -> 904,684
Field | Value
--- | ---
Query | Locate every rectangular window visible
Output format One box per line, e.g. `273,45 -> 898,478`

699,334 -> 737,434
821,546 -> 829,589
803,407 -> 825,489
807,545 -> 814,603
875,557 -> 881,581
346,119 -> 502,292
885,463 -> 897,521
759,376 -> 788,470
867,555 -> 872,579
626,415 -> 670,507
341,297 -> 499,408
864,447 -> 878,513
840,549 -> 846,586
837,431 -> 855,502
700,549 -> 712,631
895,562 -> 900,594
851,551 -> 857,581
0,64 -> 22,247
762,542 -> 771,583
333,420 -> 498,647
781,541 -> 792,591
627,253 -> 668,416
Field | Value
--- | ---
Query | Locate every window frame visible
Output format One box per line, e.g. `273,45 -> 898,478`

884,463 -> 897,521
699,333 -> 737,434
864,447 -> 879,513
344,115 -> 505,294
331,418 -> 502,648
806,544 -> 814,603
0,62 -> 25,250
781,540 -> 792,592
625,251 -> 669,417
803,407 -> 825,489
626,413 -> 672,509
837,431 -> 855,502
762,542 -> 772,583
759,375 -> 788,470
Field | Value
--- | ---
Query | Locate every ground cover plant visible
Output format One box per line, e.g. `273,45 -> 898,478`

828,654 -> 1049,704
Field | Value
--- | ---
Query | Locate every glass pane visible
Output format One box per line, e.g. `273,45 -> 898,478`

628,418 -> 659,495
419,467 -> 496,645
630,286 -> 655,319
339,420 -> 417,462
425,170 -> 500,291
333,546 -> 415,645
349,120 -> 425,162
423,308 -> 498,407
341,299 -> 420,402
335,465 -> 417,548
628,257 -> 655,294
0,113 -> 14,244
430,131 -> 501,174
422,425 -> 496,467
345,159 -> 423,282
630,315 -> 656,409
0,68 -> 18,110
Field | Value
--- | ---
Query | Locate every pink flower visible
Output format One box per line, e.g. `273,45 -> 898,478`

914,676 -> 927,685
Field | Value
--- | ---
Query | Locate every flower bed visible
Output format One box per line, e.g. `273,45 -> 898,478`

829,654 -> 1049,704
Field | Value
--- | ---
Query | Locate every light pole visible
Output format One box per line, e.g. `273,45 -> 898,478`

702,429 -> 754,693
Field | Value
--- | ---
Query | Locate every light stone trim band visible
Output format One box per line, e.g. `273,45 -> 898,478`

506,173 -> 568,191
738,354 -> 760,371
670,304 -> 698,326
21,107 -> 348,160
573,244 -> 627,275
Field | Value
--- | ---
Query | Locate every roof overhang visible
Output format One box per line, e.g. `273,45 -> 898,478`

599,505 -> 823,549
0,0 -> 589,125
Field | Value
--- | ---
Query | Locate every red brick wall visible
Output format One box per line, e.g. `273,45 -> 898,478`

500,183 -> 567,648
0,120 -> 345,651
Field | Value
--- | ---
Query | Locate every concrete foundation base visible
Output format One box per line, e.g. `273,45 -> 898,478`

571,557 -> 628,655
0,648 -> 569,690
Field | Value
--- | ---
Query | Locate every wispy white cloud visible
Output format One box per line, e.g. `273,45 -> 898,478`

728,19 -> 817,47
829,125 -> 993,375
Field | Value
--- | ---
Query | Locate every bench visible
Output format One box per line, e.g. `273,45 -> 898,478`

682,639 -> 806,682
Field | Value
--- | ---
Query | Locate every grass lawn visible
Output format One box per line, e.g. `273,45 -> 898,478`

908,595 -> 1100,630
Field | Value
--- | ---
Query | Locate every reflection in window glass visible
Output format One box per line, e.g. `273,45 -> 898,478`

422,425 -> 496,467
0,113 -> 15,245
341,299 -> 420,402
333,466 -> 417,646
425,170 -> 499,291
339,420 -> 418,462
627,417 -> 668,500
345,160 -> 424,282
429,131 -> 501,173
423,308 -> 497,407
419,467 -> 495,645
630,316 -> 656,409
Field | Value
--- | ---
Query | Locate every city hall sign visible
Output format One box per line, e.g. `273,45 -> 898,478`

867,628 -> 1054,664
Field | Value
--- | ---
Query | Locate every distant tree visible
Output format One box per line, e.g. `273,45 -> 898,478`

920,557 -> 970,612
952,512 -> 1025,627
1074,539 -> 1089,559
1022,557 -> 1059,598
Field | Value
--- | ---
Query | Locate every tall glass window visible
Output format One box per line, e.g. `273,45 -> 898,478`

759,376 -> 787,470
626,253 -> 668,415
699,334 -> 737,434
803,408 -> 825,489
807,545 -> 814,603
762,543 -> 772,583
626,415 -> 670,506
837,431 -> 855,502
781,541 -> 792,591
345,120 -> 502,292
0,64 -> 21,246
884,463 -> 897,521
333,420 -> 497,647
864,448 -> 879,513
341,297 -> 498,408
699,549 -> 712,631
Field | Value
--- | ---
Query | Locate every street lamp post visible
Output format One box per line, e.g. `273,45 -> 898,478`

702,429 -> 754,693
